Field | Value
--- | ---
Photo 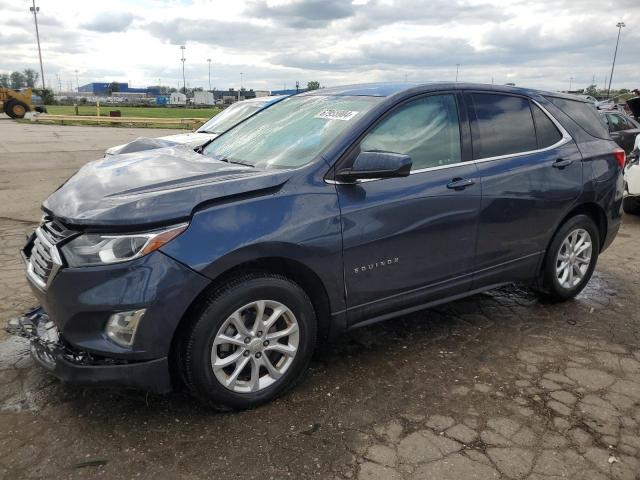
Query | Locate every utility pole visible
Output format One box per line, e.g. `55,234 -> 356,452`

455,64 -> 460,82
180,45 -> 186,103
75,69 -> 79,92
607,21 -> 625,99
207,58 -> 212,91
29,0 -> 45,89
55,73 -> 61,92
569,77 -> 573,91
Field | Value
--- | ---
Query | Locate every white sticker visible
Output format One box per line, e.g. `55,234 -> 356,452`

314,109 -> 359,121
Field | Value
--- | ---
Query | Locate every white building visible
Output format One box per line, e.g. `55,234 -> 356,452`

169,92 -> 187,105
193,91 -> 215,105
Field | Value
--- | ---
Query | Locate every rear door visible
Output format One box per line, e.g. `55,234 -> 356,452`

336,93 -> 481,325
465,92 -> 583,287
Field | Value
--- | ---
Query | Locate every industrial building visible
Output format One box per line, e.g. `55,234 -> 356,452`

78,82 -> 160,96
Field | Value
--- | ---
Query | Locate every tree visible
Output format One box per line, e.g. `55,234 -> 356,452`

584,84 -> 598,97
33,88 -> 54,105
0,74 -> 9,87
307,80 -> 320,90
108,81 -> 120,94
23,69 -> 39,88
10,71 -> 26,89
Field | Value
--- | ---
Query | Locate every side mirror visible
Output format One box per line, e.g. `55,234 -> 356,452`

336,151 -> 412,181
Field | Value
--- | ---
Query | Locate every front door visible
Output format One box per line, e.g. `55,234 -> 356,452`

335,93 -> 481,325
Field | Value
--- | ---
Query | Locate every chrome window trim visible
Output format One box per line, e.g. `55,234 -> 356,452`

326,98 -> 572,185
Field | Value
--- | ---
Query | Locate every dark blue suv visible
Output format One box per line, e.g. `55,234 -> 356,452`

9,83 -> 624,410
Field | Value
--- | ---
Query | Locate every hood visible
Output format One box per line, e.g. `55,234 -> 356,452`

43,145 -> 293,228
158,131 -> 217,146
104,132 -> 217,156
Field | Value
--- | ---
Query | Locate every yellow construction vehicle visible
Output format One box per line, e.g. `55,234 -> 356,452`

0,87 -> 46,119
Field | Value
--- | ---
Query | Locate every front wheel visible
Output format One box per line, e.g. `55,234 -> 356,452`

537,214 -> 600,302
181,273 -> 317,410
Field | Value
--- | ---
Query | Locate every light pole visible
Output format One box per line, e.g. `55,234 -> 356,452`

455,64 -> 460,82
180,45 -> 186,98
607,21 -> 625,99
207,58 -> 212,91
29,0 -> 45,89
238,72 -> 243,101
569,77 -> 573,91
74,69 -> 79,92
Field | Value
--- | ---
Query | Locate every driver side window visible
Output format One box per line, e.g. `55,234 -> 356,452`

360,94 -> 462,171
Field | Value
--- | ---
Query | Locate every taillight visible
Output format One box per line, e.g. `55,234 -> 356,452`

613,149 -> 625,168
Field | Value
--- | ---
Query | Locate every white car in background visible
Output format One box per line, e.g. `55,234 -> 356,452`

624,134 -> 640,214
105,95 -> 286,156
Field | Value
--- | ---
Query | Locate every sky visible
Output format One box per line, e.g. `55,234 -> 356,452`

0,0 -> 638,93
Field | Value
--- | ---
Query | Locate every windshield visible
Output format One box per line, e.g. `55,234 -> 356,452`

198,101 -> 268,134
203,95 -> 382,169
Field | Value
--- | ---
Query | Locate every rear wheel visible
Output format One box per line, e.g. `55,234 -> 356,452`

4,99 -> 29,119
537,214 -> 600,302
181,273 -> 317,410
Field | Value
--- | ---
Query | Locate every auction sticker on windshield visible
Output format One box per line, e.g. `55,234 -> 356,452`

315,110 -> 359,121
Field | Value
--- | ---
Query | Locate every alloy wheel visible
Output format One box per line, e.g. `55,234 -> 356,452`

555,228 -> 592,289
211,300 -> 299,393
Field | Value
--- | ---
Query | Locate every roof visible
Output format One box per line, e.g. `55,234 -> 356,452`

299,82 -> 587,101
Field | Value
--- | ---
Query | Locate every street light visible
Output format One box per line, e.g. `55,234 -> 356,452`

180,45 -> 186,99
607,21 -> 625,99
569,77 -> 574,91
74,69 -> 79,92
455,64 -> 460,82
207,58 -> 212,91
28,0 -> 45,89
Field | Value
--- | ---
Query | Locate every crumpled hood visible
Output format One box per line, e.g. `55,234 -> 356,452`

43,145 -> 292,227
104,132 -> 217,156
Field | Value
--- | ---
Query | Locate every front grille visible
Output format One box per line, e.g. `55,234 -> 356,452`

30,235 -> 54,284
26,219 -> 76,289
40,219 -> 73,245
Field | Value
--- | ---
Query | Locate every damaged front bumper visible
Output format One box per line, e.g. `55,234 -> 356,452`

6,306 -> 172,393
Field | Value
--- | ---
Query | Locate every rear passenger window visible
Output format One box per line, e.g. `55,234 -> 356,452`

469,94 -> 537,158
360,94 -> 461,171
546,96 -> 609,139
532,103 -> 563,148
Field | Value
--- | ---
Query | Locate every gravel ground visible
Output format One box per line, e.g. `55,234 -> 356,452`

1,119 -> 640,480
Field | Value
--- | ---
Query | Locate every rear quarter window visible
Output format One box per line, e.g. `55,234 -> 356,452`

545,96 -> 609,139
531,103 -> 563,148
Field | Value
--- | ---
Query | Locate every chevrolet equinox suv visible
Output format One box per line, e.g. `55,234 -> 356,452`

8,83 -> 624,410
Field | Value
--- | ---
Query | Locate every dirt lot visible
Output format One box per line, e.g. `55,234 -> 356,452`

1,119 -> 640,480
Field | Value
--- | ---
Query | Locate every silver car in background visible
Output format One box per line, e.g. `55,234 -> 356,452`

105,95 -> 287,156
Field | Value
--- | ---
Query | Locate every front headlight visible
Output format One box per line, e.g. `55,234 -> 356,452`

61,223 -> 187,267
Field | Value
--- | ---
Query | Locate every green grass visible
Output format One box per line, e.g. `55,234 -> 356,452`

45,105 -> 221,119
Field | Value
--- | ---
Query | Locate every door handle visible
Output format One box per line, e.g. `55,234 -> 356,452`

552,158 -> 573,169
446,177 -> 475,190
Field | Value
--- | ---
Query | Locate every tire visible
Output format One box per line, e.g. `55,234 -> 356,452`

537,214 -> 600,302
623,195 -> 640,215
4,99 -> 29,119
181,273 -> 317,410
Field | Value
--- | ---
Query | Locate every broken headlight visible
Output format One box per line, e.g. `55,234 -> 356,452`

61,224 -> 187,267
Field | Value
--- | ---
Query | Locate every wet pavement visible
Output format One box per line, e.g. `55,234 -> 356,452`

1,120 -> 640,479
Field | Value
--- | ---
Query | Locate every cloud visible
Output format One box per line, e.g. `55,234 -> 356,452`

81,12 -> 136,33
145,18 -> 283,49
250,0 -> 355,28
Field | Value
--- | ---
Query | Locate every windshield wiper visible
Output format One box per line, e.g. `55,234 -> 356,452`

210,154 -> 254,167
226,159 -> 255,167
